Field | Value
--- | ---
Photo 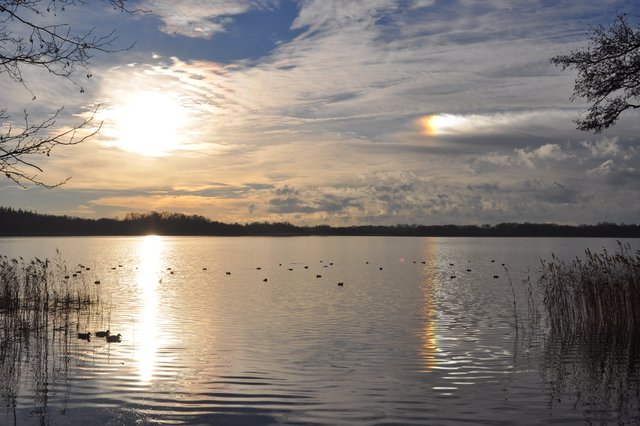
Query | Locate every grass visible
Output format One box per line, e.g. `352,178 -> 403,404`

538,242 -> 640,339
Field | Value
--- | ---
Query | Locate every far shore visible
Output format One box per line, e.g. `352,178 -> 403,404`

2,207 -> 639,238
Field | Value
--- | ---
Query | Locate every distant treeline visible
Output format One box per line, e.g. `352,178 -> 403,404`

1,207 -> 639,237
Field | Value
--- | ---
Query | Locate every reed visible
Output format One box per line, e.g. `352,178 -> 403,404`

539,242 -> 640,339
1,253 -> 101,347
1,253 -> 100,414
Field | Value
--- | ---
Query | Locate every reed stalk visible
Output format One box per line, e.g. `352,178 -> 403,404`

539,242 -> 640,340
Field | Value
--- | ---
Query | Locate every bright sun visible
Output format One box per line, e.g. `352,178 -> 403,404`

105,91 -> 188,157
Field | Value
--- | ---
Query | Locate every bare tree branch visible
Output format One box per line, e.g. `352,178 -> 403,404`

1,106 -> 102,187
0,0 -> 136,186
551,14 -> 640,133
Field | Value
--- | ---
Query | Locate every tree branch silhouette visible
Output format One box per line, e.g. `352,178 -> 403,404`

551,14 -> 640,133
0,0 -> 136,187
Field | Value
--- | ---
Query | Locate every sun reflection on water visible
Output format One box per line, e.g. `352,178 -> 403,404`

134,235 -> 162,383
420,238 -> 439,372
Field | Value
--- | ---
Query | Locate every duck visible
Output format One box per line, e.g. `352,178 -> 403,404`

95,330 -> 110,337
106,334 -> 122,343
77,332 -> 91,340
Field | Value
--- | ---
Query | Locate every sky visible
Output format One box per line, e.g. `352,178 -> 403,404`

1,0 -> 639,226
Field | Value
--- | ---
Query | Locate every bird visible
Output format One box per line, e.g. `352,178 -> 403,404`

337,282 -> 344,286
77,332 -> 91,340
226,271 -> 231,275
95,330 -> 110,337
94,280 -> 101,284
263,278 -> 268,282
106,334 -> 122,343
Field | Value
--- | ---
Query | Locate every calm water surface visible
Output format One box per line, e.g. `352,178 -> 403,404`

1,236 -> 639,425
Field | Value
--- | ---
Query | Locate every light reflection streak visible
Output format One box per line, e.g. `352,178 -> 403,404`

134,235 -> 162,383
420,238 -> 439,372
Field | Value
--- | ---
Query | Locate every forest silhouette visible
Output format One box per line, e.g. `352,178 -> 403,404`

1,207 -> 639,237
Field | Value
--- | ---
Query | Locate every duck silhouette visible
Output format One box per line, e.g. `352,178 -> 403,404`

106,334 -> 122,343
77,332 -> 91,340
95,330 -> 110,337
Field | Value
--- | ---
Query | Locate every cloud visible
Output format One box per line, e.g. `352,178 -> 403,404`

292,0 -> 396,31
6,0 -> 640,226
581,137 -> 621,158
515,144 -> 572,169
588,159 -> 615,176
141,0 -> 279,38
474,143 -> 572,171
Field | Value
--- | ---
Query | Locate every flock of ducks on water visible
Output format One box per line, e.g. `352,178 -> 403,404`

77,330 -> 122,343
74,257 -> 505,344
70,257 -> 506,289
218,258 -> 505,285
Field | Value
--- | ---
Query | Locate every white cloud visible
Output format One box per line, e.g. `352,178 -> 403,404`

515,144 -> 571,169
292,0 -> 396,31
581,137 -> 620,158
588,159 -> 615,176
141,0 -> 278,38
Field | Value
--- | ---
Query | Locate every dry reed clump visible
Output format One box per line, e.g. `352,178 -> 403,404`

1,254 -> 99,338
1,254 -> 100,414
539,242 -> 640,338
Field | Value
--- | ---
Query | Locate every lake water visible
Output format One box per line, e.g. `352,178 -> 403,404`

1,236 -> 639,425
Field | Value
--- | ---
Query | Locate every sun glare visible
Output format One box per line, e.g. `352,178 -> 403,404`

419,114 -> 464,136
105,91 -> 188,157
